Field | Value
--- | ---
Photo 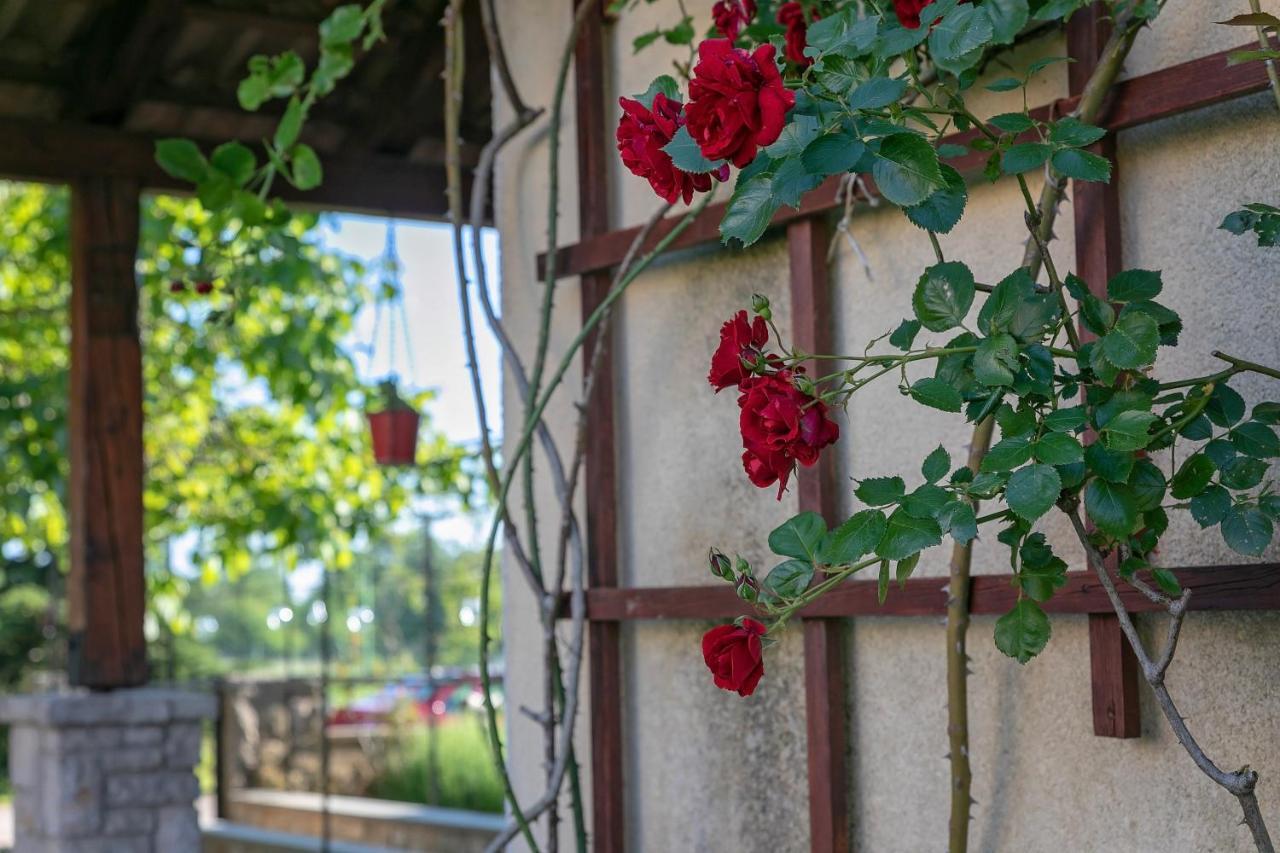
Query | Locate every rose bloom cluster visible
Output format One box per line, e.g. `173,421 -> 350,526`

709,310 -> 839,499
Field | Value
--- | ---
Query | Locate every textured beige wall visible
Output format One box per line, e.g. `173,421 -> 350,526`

496,1 -> 1280,850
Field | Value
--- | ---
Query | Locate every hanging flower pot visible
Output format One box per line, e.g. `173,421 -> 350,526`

367,380 -> 420,466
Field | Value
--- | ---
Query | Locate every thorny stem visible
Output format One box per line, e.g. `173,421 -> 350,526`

1065,507 -> 1275,853
941,12 -> 1145,850
1247,0 -> 1280,113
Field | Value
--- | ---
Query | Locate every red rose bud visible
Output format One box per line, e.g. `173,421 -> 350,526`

708,547 -> 734,580
738,369 -> 840,498
711,0 -> 756,40
701,618 -> 767,696
617,92 -> 726,205
776,2 -> 815,67
195,280 -> 214,295
686,40 -> 795,168
169,280 -> 185,293
708,310 -> 771,391
734,572 -> 760,602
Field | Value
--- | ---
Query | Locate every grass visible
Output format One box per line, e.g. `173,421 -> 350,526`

367,716 -> 503,814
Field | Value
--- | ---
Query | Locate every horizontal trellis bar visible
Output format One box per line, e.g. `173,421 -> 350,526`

562,563 -> 1280,622
537,42 -> 1270,281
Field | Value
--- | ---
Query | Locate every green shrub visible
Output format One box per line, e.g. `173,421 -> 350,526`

368,716 -> 503,814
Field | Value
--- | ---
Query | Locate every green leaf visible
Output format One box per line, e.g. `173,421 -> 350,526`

1100,410 -> 1158,452
922,445 -> 952,483
764,114 -> 822,158
1100,311 -> 1159,370
289,144 -> 323,190
1230,421 -> 1280,458
937,500 -> 978,544
819,510 -> 889,564
984,0 -> 1030,44
902,484 -> 951,518
769,511 -> 827,561
896,552 -> 921,587
196,173 -> 234,210
994,599 -> 1051,663
912,261 -> 975,331
974,333 -> 1019,387
1204,438 -> 1238,469
1190,484 -> 1232,527
801,131 -> 867,176
155,139 -> 209,183
1033,432 -> 1083,465
1170,453 -> 1215,499
985,77 -> 1022,92
1221,456 -> 1269,491
764,559 -> 816,599
721,174 -> 781,246
1048,117 -> 1107,147
1129,459 -> 1167,512
848,77 -> 908,110
1206,384 -> 1247,428
909,377 -> 964,412
989,112 -> 1036,133
1085,479 -> 1138,537
1106,269 -> 1162,302
1044,406 -> 1087,432
1051,147 -> 1111,182
210,142 -> 256,187
320,4 -> 366,45
1002,143 -> 1053,174
890,319 -> 922,351
275,96 -> 305,151
1006,463 -> 1062,521
928,3 -> 992,72
903,164 -> 967,234
872,134 -> 944,206
1253,402 -> 1280,425
981,433 -> 1034,473
1019,533 -> 1068,601
1084,442 -> 1134,484
662,126 -> 725,174
875,508 -> 943,560
1217,12 -> 1280,27
1221,505 -> 1274,557
237,74 -> 270,111
877,559 -> 891,604
633,75 -> 680,110
855,477 -> 907,506
1151,568 -> 1182,597
1034,0 -> 1087,20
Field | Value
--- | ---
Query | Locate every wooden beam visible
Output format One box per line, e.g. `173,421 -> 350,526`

0,117 -> 473,221
1067,5 -> 1143,740
537,42 -> 1272,280
788,219 -> 850,853
68,0 -> 184,123
565,563 -> 1280,621
67,175 -> 148,689
573,0 -> 625,850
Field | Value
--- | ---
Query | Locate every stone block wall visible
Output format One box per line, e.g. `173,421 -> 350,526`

0,688 -> 216,852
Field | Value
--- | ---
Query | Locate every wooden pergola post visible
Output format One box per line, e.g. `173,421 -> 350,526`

67,175 -> 148,689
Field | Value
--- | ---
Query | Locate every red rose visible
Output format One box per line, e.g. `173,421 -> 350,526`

776,2 -> 815,67
738,369 -> 839,498
686,40 -> 795,168
894,0 -> 966,29
617,92 -> 727,204
702,618 -> 767,696
708,310 -> 770,391
711,0 -> 755,40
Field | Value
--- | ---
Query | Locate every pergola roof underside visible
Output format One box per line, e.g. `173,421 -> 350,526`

0,0 -> 491,219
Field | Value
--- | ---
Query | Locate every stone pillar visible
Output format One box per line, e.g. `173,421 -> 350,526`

0,689 -> 216,852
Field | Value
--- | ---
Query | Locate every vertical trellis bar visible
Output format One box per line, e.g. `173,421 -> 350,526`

1068,4 -> 1142,739
572,0 -> 628,848
790,218 -> 851,853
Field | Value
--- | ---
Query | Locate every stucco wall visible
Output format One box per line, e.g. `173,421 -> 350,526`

496,2 -> 1280,851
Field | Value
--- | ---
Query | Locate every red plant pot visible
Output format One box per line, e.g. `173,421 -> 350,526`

367,409 -> 420,466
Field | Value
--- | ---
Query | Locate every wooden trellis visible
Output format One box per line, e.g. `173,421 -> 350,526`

554,3 -> 1280,851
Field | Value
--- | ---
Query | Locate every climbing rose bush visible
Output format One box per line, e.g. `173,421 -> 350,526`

616,0 -> 1280,701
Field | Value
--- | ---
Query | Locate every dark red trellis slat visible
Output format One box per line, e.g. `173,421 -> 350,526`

68,176 -> 148,688
540,41 -> 1271,281
568,563 -> 1280,621
789,218 -> 851,853
571,1 -> 626,849
1065,7 -> 1143,740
